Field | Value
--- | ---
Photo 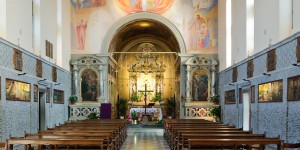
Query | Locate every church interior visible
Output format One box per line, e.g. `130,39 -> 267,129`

0,0 -> 300,149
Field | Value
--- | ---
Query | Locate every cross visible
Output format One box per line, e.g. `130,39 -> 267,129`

138,84 -> 154,116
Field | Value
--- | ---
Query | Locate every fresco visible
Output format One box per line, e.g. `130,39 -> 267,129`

184,0 -> 218,53
70,0 -> 218,54
118,0 -> 174,14
71,0 -> 106,10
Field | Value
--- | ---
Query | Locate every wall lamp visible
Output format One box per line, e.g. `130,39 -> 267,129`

292,63 -> 300,67
39,78 -> 46,82
18,72 -> 27,76
228,83 -> 235,86
262,73 -> 271,76
54,82 -> 60,85
243,79 -> 251,82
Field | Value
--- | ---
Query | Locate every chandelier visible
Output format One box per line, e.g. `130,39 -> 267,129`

128,43 -> 166,74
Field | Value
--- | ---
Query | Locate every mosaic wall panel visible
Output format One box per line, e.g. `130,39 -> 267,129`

218,34 -> 300,142
0,39 -> 72,141
287,101 -> 300,143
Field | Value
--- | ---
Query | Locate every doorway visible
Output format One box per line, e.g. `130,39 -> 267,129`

242,88 -> 251,131
39,91 -> 46,131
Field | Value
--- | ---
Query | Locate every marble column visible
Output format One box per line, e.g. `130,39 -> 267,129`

99,65 -> 106,102
97,65 -> 103,102
211,65 -> 216,96
73,65 -> 81,102
186,65 -> 192,103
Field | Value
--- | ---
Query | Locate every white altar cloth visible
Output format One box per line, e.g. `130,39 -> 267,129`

130,108 -> 162,120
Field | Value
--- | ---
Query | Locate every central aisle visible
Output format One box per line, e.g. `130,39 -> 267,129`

120,128 -> 170,150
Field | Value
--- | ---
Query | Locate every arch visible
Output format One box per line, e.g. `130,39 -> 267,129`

101,12 -> 186,54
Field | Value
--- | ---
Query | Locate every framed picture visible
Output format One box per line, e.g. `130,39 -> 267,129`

239,88 -> 243,104
6,78 -> 31,101
36,59 -> 43,78
247,59 -> 254,78
53,89 -> 64,104
287,75 -> 300,101
52,67 -> 57,82
13,49 -> 23,71
232,67 -> 238,83
258,80 -> 283,102
34,84 -> 38,102
46,87 -> 50,103
267,49 -> 276,71
225,90 -> 235,104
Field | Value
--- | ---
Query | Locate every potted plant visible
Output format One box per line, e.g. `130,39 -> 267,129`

166,97 -> 176,118
131,92 -> 140,102
210,106 -> 221,122
152,92 -> 162,103
131,111 -> 138,124
69,95 -> 78,105
210,95 -> 219,105
87,112 -> 99,119
118,97 -> 127,119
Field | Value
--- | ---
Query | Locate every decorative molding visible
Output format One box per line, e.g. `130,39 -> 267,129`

101,12 -> 186,54
69,105 -> 100,120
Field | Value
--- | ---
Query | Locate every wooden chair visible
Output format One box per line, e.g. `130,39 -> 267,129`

284,142 -> 300,149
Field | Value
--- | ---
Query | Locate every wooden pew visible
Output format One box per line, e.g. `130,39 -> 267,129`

187,138 -> 283,150
25,133 -> 112,150
179,133 -> 265,150
7,137 -> 104,150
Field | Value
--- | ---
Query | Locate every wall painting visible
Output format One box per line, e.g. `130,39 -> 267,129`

34,84 -> 38,102
288,75 -> 300,101
54,90 -> 64,104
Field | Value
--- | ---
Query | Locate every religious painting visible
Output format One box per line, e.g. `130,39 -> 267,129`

6,79 -> 30,101
46,87 -> 50,103
13,48 -> 23,71
247,59 -> 254,78
36,59 -> 43,78
81,69 -> 98,101
186,0 -> 218,54
225,90 -> 235,104
239,88 -> 242,104
192,70 -> 209,101
34,84 -> 38,102
296,37 -> 300,62
232,67 -> 238,83
251,85 -> 255,103
137,74 -> 155,101
71,0 -> 106,10
53,89 -> 64,104
118,0 -> 174,14
52,67 -> 57,82
267,49 -> 276,72
287,75 -> 300,101
258,80 -> 283,102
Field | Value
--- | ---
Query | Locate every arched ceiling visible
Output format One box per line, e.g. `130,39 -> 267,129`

108,19 -> 180,53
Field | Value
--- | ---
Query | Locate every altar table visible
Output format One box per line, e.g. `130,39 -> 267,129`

129,108 -> 162,120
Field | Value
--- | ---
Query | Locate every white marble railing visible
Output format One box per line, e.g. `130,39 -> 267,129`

69,103 -> 100,120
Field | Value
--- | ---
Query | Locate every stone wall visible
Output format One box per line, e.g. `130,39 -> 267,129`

218,32 -> 300,142
0,38 -> 71,141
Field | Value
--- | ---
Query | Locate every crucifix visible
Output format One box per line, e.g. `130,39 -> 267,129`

138,83 -> 153,123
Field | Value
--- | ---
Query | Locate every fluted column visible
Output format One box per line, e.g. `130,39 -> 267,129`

186,65 -> 192,103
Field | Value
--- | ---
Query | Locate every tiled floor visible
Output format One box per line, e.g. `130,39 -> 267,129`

120,128 -> 170,150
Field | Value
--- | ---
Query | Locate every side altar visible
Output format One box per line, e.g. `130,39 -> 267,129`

69,56 -> 108,120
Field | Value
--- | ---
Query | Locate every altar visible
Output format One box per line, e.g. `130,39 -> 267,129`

130,108 -> 162,121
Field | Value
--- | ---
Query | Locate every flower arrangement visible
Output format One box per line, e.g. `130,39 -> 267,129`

131,92 -> 140,102
210,95 -> 219,105
152,92 -> 163,102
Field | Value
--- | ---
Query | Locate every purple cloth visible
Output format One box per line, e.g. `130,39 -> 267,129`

100,103 -> 111,119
